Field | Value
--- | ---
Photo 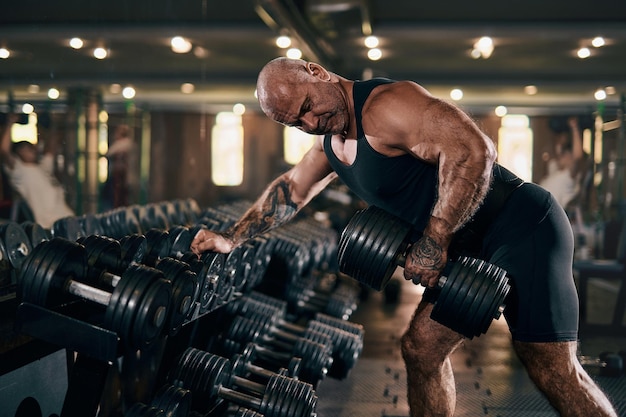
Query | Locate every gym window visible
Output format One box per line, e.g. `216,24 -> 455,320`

498,114 -> 533,182
212,112 -> 244,186
283,126 -> 317,165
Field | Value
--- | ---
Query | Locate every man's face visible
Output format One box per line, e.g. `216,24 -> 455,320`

263,79 -> 349,137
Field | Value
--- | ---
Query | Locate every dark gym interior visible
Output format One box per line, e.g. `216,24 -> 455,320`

1,1 -> 626,416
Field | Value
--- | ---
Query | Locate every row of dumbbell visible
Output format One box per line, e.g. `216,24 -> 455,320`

218,291 -> 364,387
127,346 -> 319,417
51,198 -> 202,241
17,232 -> 359,353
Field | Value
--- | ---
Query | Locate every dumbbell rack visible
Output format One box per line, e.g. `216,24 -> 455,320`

4,198 -> 358,417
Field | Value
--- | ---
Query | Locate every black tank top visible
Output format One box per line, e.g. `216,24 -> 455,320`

323,78 -> 524,253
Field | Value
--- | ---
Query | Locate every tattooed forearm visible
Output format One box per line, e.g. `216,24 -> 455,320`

409,236 -> 443,269
227,177 -> 299,245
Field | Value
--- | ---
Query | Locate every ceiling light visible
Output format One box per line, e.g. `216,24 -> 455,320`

181,83 -> 195,94
0,48 -> 10,59
364,36 -> 379,49
367,48 -> 382,61
591,37 -> 605,48
48,88 -> 60,100
171,36 -> 192,54
524,85 -> 538,95
577,47 -> 591,59
22,103 -> 34,114
69,37 -> 83,49
286,48 -> 302,59
109,83 -> 122,94
93,47 -> 108,59
233,103 -> 246,115
605,86 -> 616,95
594,89 -> 606,101
122,86 -> 136,99
495,105 -> 507,117
473,36 -> 494,59
276,36 -> 291,49
27,84 -> 40,94
450,89 -> 463,101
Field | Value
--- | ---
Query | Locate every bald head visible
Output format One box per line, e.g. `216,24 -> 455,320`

256,57 -> 311,117
255,57 -> 350,135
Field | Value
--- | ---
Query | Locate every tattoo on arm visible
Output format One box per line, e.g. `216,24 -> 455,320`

229,178 -> 299,243
409,236 -> 443,270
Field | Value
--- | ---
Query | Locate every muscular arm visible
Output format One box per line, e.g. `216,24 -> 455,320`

367,82 -> 496,285
191,136 -> 337,254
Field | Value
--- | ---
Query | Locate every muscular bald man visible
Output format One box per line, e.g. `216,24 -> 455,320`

192,57 -> 617,417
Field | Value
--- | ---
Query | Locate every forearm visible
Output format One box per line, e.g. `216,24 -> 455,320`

425,151 -> 494,248
223,173 -> 301,246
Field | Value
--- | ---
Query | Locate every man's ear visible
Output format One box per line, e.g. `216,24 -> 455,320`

306,62 -> 331,81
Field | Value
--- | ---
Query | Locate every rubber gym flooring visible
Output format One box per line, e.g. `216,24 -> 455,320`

315,271 -> 626,417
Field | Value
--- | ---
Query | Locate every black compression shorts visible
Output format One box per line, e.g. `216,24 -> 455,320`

482,182 -> 579,343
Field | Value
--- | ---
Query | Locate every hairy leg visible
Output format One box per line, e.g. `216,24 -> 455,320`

513,340 -> 618,417
401,299 -> 464,417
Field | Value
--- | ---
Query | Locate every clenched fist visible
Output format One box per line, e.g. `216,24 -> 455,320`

190,228 -> 236,256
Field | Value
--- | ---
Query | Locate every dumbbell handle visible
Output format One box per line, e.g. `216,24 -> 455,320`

217,385 -> 262,411
101,271 -> 121,288
66,279 -> 112,305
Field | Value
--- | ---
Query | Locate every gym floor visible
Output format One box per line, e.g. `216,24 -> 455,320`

315,270 -> 626,417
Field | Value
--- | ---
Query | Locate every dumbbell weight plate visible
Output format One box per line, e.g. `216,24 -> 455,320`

338,206 -> 413,290
344,208 -> 391,286
18,240 -> 53,303
433,258 -> 480,327
156,258 -> 198,334
20,221 -> 49,249
0,221 -> 32,271
120,234 -> 148,266
103,265 -> 150,340
150,384 -> 191,417
35,239 -> 86,307
169,226 -> 192,256
20,239 -> 86,307
130,272 -> 172,349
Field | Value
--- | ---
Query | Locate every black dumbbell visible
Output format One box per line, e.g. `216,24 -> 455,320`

0,221 -> 32,283
168,347 -> 317,417
338,205 -> 511,339
18,237 -> 172,350
149,384 -> 192,417
223,314 -> 342,382
230,292 -> 365,343
79,234 -> 198,335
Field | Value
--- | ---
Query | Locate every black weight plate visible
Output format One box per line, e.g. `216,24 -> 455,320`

20,221 -> 49,249
475,263 -> 510,334
361,212 -> 410,288
0,221 -> 32,271
431,259 -> 471,328
345,208 -> 396,289
103,265 -> 149,335
337,208 -> 368,262
37,239 -> 87,307
451,259 -> 494,337
169,226 -> 192,256
170,347 -> 194,383
120,234 -> 148,266
367,219 -> 412,290
115,270 -> 153,346
18,240 -> 54,304
132,275 -> 171,349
